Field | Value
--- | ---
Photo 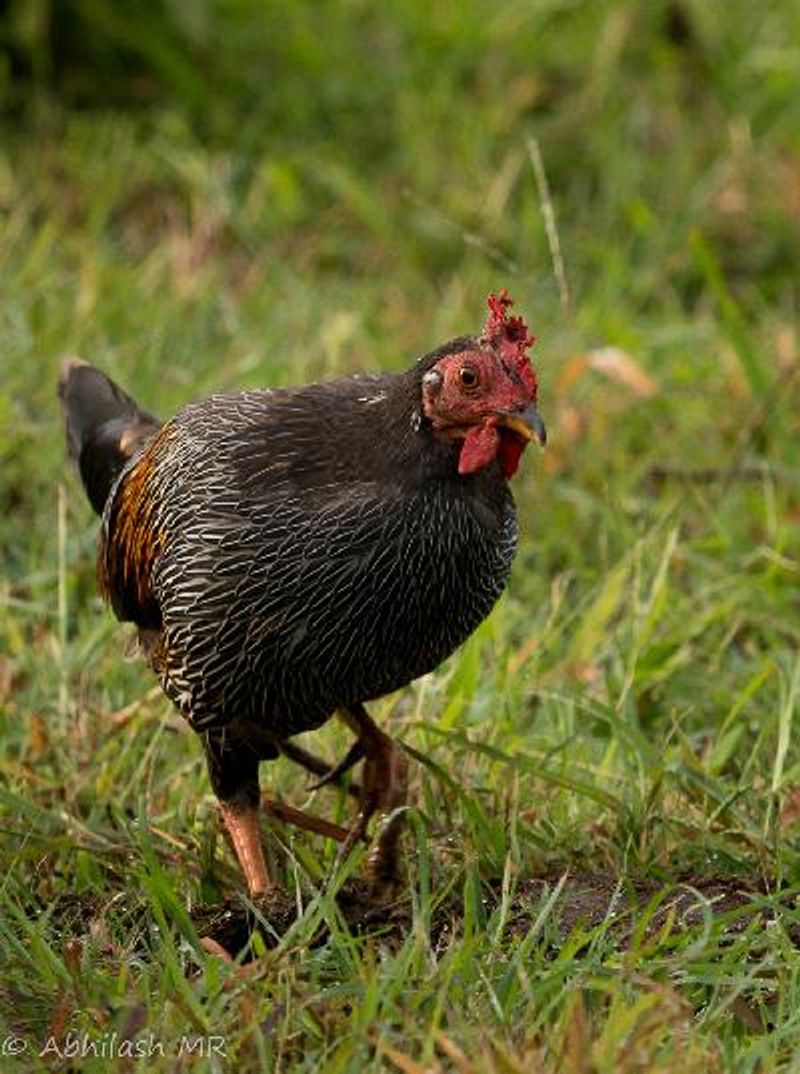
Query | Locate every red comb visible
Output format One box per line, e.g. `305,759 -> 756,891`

481,290 -> 538,398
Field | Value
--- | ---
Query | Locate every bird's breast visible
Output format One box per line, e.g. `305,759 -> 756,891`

154,467 -> 518,735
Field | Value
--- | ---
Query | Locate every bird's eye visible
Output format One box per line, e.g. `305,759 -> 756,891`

459,366 -> 480,389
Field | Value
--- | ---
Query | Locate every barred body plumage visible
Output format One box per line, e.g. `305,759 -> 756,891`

102,368 -> 518,740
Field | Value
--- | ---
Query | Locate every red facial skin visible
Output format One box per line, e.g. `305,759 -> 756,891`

421,347 -> 537,479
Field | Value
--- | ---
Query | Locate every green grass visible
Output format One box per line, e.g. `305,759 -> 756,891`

2,1 -> 800,1070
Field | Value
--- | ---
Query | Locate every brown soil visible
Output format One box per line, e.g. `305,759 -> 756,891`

34,870 -> 795,963
189,870 -> 796,959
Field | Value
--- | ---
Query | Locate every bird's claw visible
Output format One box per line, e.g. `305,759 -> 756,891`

307,739 -> 366,792
334,716 -> 409,894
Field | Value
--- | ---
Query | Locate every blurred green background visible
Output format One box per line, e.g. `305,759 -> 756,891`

2,2 -> 800,1069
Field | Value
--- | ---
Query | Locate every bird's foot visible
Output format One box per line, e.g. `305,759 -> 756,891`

337,704 -> 409,895
260,796 -> 361,845
221,798 -> 357,897
366,808 -> 407,894
306,739 -> 366,792
197,885 -> 299,960
278,740 -> 362,798
363,734 -> 408,895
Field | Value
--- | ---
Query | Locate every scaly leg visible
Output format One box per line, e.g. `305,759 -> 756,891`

204,732 -> 273,897
260,796 -> 356,845
206,725 -> 384,895
337,703 -> 409,889
219,801 -> 270,897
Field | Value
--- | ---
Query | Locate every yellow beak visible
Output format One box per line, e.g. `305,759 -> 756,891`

497,405 -> 547,447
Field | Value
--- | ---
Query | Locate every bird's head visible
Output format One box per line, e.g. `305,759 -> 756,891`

420,290 -> 545,479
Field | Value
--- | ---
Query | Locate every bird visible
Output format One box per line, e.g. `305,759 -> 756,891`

59,290 -> 545,898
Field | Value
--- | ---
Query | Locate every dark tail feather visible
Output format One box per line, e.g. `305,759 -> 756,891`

58,357 -> 161,515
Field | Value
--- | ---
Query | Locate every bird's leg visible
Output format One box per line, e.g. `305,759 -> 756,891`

260,797 -> 356,845
306,739 -> 366,792
278,739 -> 363,798
204,733 -> 271,897
219,801 -> 270,897
337,703 -> 408,890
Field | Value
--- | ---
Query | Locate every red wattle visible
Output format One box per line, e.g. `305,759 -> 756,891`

458,421 -> 527,479
497,433 -> 525,478
458,422 -> 500,475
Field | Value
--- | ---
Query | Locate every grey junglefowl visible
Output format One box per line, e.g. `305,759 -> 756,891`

59,290 -> 545,896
